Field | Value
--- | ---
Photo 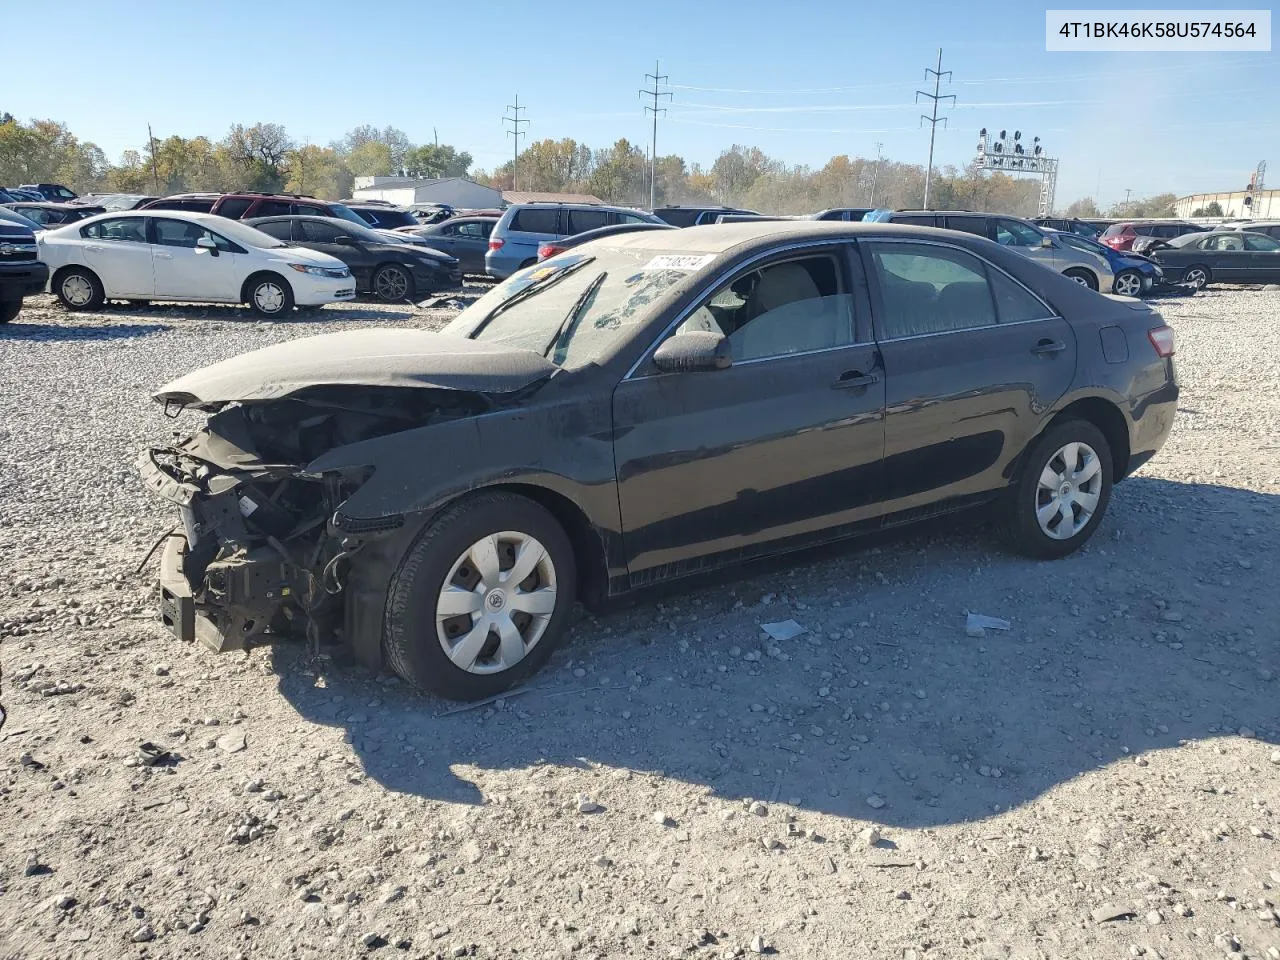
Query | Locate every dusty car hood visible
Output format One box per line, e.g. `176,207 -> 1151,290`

153,329 -> 557,410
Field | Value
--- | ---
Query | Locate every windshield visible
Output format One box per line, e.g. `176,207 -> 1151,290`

213,217 -> 294,249
440,247 -> 704,368
330,203 -> 371,226
1055,232 -> 1110,257
367,209 -> 418,228
0,206 -> 43,231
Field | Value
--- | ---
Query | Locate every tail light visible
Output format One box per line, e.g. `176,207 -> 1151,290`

1147,325 -> 1175,357
488,238 -> 504,252
537,243 -> 563,260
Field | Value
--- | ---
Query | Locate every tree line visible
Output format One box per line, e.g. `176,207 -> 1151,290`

0,111 -> 1176,218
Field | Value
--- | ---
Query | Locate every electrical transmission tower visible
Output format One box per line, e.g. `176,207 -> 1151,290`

640,61 -> 672,210
915,49 -> 954,210
503,95 -> 528,190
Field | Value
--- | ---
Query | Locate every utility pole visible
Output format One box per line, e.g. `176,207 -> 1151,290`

870,141 -> 883,207
639,61 -> 672,210
503,95 -> 527,190
915,49 -> 954,210
147,124 -> 161,193
434,127 -> 439,148
1124,187 -> 1132,211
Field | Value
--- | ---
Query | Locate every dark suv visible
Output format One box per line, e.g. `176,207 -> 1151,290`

143,192 -> 370,226
0,218 -> 50,324
652,205 -> 760,226
341,201 -> 420,230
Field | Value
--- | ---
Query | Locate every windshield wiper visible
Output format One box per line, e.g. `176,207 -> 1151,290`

469,256 -> 596,338
542,271 -> 607,359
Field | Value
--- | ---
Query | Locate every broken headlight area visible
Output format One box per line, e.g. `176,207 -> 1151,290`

139,386 -> 486,655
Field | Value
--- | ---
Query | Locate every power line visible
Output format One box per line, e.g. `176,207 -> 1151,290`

639,61 -> 673,211
502,95 -> 528,190
916,48 -> 955,210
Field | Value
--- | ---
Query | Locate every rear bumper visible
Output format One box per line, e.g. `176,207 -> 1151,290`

0,261 -> 50,300
411,262 -> 462,292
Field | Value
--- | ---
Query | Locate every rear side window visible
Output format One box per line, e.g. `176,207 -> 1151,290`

509,208 -> 559,234
300,220 -> 347,243
944,216 -> 988,237
457,221 -> 490,238
216,197 -> 253,219
1100,223 -> 1127,237
567,208 -> 610,233
617,212 -> 651,225
892,214 -> 937,226
253,200 -> 292,217
252,220 -> 293,241
293,203 -> 327,217
868,242 -> 998,337
993,218 -> 1042,247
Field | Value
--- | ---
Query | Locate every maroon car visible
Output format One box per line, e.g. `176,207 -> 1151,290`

142,192 -> 371,227
1100,220 -> 1206,253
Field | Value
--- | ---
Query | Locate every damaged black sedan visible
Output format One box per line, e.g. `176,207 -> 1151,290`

140,221 -> 1179,700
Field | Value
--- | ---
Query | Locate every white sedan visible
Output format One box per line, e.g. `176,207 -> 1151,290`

37,211 -> 356,317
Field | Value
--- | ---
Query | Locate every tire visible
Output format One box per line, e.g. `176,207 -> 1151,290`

246,274 -> 294,317
385,492 -> 577,701
1182,264 -> 1211,290
1063,268 -> 1097,290
1113,269 -> 1143,297
0,300 -> 20,325
372,264 -> 415,303
55,267 -> 105,311
1001,418 -> 1113,560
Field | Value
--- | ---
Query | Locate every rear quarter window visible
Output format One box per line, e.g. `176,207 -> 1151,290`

509,208 -> 560,234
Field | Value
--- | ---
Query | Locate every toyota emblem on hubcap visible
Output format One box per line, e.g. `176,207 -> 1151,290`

485,590 -> 506,612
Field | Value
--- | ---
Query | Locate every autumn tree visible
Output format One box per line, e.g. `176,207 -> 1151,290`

404,143 -> 473,179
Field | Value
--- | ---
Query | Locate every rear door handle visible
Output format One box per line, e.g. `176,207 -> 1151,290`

833,371 -> 880,390
1031,339 -> 1066,355
84,244 -> 102,252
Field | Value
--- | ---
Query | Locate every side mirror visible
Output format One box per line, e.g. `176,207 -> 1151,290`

652,331 -> 732,373
195,236 -> 218,256
1040,235 -> 1054,248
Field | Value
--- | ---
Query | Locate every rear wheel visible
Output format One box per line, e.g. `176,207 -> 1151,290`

1063,268 -> 1097,290
372,264 -> 415,302
246,274 -> 294,317
0,300 -> 20,324
1113,269 -> 1143,297
55,267 -> 105,311
1182,264 -> 1211,290
1001,419 -> 1113,560
385,492 -> 577,701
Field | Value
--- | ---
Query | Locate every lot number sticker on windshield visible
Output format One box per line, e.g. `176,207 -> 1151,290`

642,254 -> 715,271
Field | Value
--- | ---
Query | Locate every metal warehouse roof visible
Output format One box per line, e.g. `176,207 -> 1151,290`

501,191 -> 607,206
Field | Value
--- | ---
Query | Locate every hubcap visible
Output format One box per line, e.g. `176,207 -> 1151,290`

1035,441 -> 1103,540
1069,273 -> 1089,286
62,275 -> 92,306
436,531 -> 557,675
1186,268 -> 1207,288
255,282 -> 285,313
1115,272 -> 1141,296
375,267 -> 408,300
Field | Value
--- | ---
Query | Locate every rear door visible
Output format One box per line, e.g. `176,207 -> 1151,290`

566,207 -> 611,234
451,220 -> 492,273
1242,232 -> 1280,280
862,238 -> 1077,517
1201,233 -> 1251,280
150,217 -> 242,300
505,207 -> 561,263
79,216 -> 155,297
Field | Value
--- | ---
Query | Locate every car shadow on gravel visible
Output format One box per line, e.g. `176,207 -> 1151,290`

0,321 -> 171,341
100,302 -> 420,323
271,475 -> 1279,826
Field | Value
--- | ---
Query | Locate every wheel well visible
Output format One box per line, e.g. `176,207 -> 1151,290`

1185,262 -> 1212,278
488,483 -> 609,608
1050,398 -> 1131,480
240,270 -> 288,304
51,263 -> 99,290
1062,266 -> 1097,286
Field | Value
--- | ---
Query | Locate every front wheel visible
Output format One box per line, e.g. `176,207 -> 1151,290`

1113,269 -> 1144,297
384,492 -> 577,701
1063,268 -> 1097,290
1001,419 -> 1113,560
0,300 -> 20,324
1182,265 -> 1210,290
247,274 -> 294,317
372,264 -> 415,302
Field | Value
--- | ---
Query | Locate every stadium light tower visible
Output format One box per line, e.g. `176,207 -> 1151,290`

976,128 -> 1058,216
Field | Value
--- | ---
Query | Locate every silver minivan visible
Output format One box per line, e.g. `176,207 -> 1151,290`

485,203 -> 663,279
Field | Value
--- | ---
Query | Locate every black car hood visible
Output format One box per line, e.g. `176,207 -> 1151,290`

153,329 -> 557,411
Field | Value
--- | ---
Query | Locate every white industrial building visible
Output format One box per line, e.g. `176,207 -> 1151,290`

1174,189 -> 1278,219
352,176 -> 503,209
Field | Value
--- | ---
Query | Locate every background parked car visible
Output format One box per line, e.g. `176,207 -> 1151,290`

3,202 -> 105,227
1147,229 -> 1280,289
1099,220 -> 1207,253
1034,217 -> 1102,238
143,192 -> 371,226
0,206 -> 46,232
809,208 -> 872,222
38,211 -> 355,316
3,188 -> 46,202
1220,219 -> 1280,241
864,209 -> 1114,290
486,203 -> 663,278
1046,229 -> 1164,296
343,201 -> 420,230
74,193 -> 158,212
411,203 -> 457,224
536,221 -> 678,260
651,205 -> 760,226
400,216 -> 497,274
246,215 -> 460,301
18,183 -> 77,202
139,193 -> 221,213
0,216 -> 49,324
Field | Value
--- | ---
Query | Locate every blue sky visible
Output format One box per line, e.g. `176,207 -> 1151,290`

5,0 -> 1274,205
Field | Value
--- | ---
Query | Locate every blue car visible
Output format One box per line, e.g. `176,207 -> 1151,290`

1047,230 -> 1164,297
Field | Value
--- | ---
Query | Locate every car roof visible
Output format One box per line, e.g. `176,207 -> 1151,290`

6,201 -> 100,210
591,219 -> 986,256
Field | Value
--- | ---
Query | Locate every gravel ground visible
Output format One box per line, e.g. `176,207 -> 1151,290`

1,285 -> 1278,960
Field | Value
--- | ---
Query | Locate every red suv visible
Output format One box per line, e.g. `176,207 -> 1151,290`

1100,220 -> 1206,252
141,192 -> 371,226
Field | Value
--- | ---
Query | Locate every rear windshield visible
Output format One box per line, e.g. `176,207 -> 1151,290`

441,246 -> 705,368
361,208 -> 417,228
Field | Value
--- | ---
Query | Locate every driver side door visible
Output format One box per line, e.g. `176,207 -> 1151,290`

611,243 -> 886,582
150,218 -> 242,300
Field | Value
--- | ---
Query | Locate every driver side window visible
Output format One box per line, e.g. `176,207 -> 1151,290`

672,254 -> 853,362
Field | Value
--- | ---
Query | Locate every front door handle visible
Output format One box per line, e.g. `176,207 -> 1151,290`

832,371 -> 880,390
1031,338 -> 1066,356
83,244 -> 102,252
